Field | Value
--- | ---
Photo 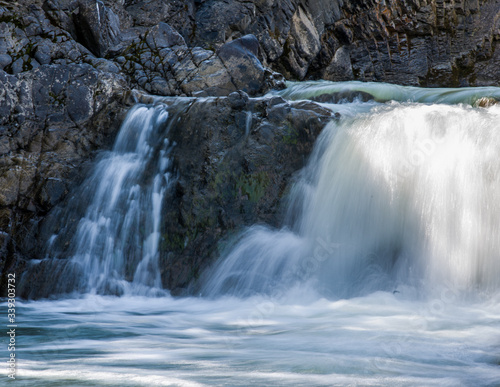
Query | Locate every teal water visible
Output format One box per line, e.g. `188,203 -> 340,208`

1,292 -> 499,386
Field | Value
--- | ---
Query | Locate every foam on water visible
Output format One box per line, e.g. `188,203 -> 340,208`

1,292 -> 499,386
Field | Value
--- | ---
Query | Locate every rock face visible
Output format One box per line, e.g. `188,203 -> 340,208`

0,63 -> 127,278
188,0 -> 500,87
1,0 -> 500,297
159,95 -> 333,292
0,0 -> 284,294
73,0 -> 122,58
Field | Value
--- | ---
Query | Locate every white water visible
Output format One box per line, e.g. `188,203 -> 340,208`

4,82 -> 500,385
203,101 -> 500,299
2,293 -> 499,386
32,104 -> 173,296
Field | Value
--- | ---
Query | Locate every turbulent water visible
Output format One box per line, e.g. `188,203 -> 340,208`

3,82 -> 500,386
3,293 -> 500,386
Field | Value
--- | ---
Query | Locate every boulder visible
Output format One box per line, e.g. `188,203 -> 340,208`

217,35 -> 267,96
158,95 -> 335,292
73,0 -> 122,57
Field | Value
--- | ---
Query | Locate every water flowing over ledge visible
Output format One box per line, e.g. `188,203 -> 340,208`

275,81 -> 500,106
15,81 -> 500,299
19,103 -> 177,297
203,83 -> 500,299
4,81 -> 500,386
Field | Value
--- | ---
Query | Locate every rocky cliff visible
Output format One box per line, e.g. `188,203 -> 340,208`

1,0 -> 499,297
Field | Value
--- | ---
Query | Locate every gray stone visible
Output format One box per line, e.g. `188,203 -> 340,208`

145,22 -> 186,50
157,95 -> 334,292
73,0 -> 122,57
284,6 -> 321,79
323,46 -> 353,81
217,35 -> 267,96
0,54 -> 12,70
34,43 -> 52,65
11,58 -> 24,74
194,0 -> 255,48
228,90 -> 249,110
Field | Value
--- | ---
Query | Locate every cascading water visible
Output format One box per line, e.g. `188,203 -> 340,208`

203,100 -> 500,299
30,103 -> 174,296
5,82 -> 500,386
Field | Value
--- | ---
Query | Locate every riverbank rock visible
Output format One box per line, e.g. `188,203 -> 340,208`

117,29 -> 283,96
187,0 -> 500,87
1,0 -> 498,94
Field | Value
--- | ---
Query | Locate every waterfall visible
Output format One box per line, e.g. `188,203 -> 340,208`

10,82 -> 500,386
19,81 -> 500,301
203,96 -> 500,299
30,103 -> 175,296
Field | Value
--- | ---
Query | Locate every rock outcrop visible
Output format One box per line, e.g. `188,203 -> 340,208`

12,93 -> 334,298
188,0 -> 500,87
159,94 -> 333,292
0,63 -> 127,273
0,0 -> 284,290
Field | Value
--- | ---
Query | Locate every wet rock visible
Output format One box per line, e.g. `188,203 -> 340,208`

16,259 -> 87,299
228,90 -> 250,110
474,97 -> 499,108
159,96 -> 334,292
